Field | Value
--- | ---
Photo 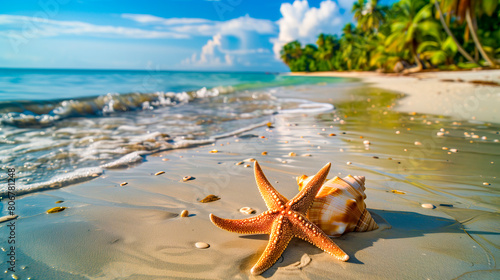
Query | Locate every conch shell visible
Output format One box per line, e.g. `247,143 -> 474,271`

297,174 -> 378,236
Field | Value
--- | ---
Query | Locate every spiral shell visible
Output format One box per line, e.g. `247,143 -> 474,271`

297,174 -> 378,236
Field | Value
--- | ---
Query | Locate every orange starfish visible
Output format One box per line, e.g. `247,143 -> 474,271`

210,161 -> 349,275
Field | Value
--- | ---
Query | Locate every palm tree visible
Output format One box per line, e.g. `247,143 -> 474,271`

352,0 -> 366,28
438,0 -> 497,66
433,0 -> 477,64
280,41 -> 302,69
418,34 -> 458,66
385,0 -> 440,72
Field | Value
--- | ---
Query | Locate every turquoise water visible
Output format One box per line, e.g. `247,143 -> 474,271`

0,69 -> 345,195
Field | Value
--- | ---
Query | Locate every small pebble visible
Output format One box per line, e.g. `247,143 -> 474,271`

180,210 -> 189,217
373,156 -> 379,159
421,203 -> 435,209
363,140 -> 370,145
414,141 -> 422,146
481,136 -> 487,140
239,207 -> 256,215
483,182 -> 491,186
154,171 -> 165,176
162,158 -> 169,161
55,200 -> 64,204
396,131 -> 400,134
282,160 -> 288,164
301,154 -> 312,157
120,182 -> 128,186
46,207 -> 67,214
391,190 -> 406,194
195,242 -> 210,249
346,162 -> 352,165
266,122 -> 273,128
200,195 -> 220,203
442,147 -> 448,150
183,176 -> 193,182
243,158 -> 256,162
261,151 -> 268,155
235,161 -> 244,165
494,139 -> 499,142
209,149 -> 218,153
436,132 -> 444,137
289,152 -> 297,157
449,148 -> 458,153
244,164 -> 251,168
329,133 -> 336,136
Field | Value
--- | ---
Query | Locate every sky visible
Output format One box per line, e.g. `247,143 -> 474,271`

0,0 -> 395,72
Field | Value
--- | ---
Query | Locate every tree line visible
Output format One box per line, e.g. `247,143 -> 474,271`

280,0 -> 499,72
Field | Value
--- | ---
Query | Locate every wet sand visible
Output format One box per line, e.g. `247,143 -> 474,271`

1,72 -> 499,279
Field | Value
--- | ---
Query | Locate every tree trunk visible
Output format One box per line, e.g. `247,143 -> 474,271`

465,7 -> 497,66
434,0 -> 478,64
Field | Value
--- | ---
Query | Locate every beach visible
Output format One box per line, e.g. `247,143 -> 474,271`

1,70 -> 499,279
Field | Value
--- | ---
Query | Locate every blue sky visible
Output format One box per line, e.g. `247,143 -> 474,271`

0,0 -> 395,71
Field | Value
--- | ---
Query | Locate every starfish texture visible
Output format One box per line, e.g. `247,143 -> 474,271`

210,161 -> 349,275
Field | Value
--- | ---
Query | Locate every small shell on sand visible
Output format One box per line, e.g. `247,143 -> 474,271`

120,182 -> 128,186
209,149 -> 218,153
155,171 -> 165,176
243,158 -> 256,162
436,132 -> 445,137
301,154 -> 312,157
449,148 -> 458,153
244,164 -> 251,168
414,141 -> 422,146
483,182 -> 491,186
200,195 -> 220,203
235,161 -> 244,165
363,140 -> 370,145
195,242 -> 210,249
289,152 -> 297,157
391,190 -> 406,194
421,203 -> 435,209
346,162 -> 352,165
183,176 -> 193,182
261,151 -> 268,155
180,210 -> 189,217
47,207 -> 67,214
240,207 -> 256,215
55,200 -> 64,204
329,133 -> 336,136
162,158 -> 169,161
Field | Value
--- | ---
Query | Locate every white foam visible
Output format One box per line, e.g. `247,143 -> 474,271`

0,167 -> 103,196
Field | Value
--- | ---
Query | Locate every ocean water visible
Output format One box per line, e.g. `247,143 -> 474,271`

0,69 -> 345,195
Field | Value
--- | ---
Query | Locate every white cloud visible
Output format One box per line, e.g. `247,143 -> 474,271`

0,14 -> 188,40
271,0 -> 342,59
183,34 -> 233,66
122,14 -> 212,25
174,15 -> 276,68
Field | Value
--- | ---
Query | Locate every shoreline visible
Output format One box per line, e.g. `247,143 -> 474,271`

289,70 -> 500,124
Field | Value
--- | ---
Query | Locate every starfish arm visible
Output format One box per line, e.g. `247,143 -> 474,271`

254,161 -> 288,210
210,212 -> 276,235
290,213 -> 349,262
289,162 -> 331,213
250,218 -> 293,275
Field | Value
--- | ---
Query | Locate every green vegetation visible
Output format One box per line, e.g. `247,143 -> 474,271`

280,0 -> 500,72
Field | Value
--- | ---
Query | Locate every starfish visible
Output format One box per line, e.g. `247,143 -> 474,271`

210,161 -> 349,275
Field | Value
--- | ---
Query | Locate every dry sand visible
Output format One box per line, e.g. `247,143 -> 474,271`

3,71 -> 500,279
